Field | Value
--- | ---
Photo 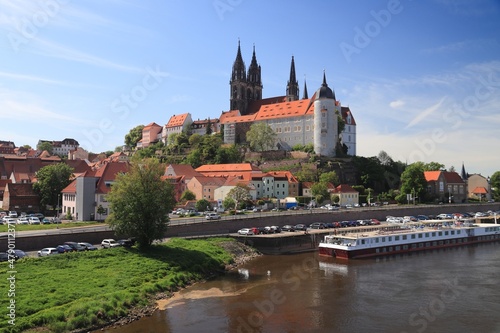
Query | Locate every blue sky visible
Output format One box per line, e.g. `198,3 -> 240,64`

1,0 -> 499,177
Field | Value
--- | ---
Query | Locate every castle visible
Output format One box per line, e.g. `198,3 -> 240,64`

220,41 -> 357,156
140,42 -> 357,157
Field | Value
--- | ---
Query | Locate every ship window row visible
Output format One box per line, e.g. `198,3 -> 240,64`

373,230 -> 463,243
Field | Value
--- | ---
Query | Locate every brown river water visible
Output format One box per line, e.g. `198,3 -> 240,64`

95,243 -> 500,333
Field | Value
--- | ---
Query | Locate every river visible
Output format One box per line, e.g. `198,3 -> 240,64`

96,242 -> 500,333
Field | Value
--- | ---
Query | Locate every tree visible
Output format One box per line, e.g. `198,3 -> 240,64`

227,185 -> 252,211
311,182 -> 329,204
37,141 -> 53,154
397,162 -> 427,204
106,158 -> 175,248
377,150 -> 393,166
96,205 -> 106,221
319,171 -> 339,186
195,199 -> 211,212
423,162 -> 445,171
180,190 -> 196,202
246,122 -> 276,152
490,171 -> 500,201
124,125 -> 144,148
33,163 -> 74,212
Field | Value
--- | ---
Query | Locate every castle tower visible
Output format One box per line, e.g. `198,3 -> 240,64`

247,44 -> 262,104
286,56 -> 299,102
230,40 -> 248,113
313,71 -> 338,156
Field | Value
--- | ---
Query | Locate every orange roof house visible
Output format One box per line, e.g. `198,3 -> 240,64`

162,113 -> 193,143
424,170 -> 467,203
138,122 -> 162,148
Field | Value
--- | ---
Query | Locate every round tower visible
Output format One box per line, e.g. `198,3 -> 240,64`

313,72 -> 338,156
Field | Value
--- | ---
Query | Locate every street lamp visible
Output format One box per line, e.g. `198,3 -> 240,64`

58,194 -> 61,218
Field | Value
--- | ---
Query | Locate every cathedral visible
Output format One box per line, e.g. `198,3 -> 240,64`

220,41 -> 357,157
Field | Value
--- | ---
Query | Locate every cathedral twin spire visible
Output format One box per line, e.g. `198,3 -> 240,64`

230,41 -> 320,114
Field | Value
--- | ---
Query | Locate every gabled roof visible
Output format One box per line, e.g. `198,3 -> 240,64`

341,106 -> 357,125
333,184 -> 358,193
471,187 -> 488,194
165,164 -> 201,179
219,110 -> 241,124
191,175 -> 227,187
165,113 -> 190,128
424,171 -> 441,182
253,98 -> 314,121
144,122 -> 162,129
442,171 -> 465,184
5,183 -> 38,196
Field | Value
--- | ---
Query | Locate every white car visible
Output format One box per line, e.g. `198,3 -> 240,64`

8,211 -> 18,218
28,217 -> 41,225
206,213 -> 221,220
17,217 -> 29,225
238,228 -> 254,235
101,239 -> 121,248
37,247 -> 59,257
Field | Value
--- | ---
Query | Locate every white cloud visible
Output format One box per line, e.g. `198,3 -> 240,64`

389,99 -> 405,109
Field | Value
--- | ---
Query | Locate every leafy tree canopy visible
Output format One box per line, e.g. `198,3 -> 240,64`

398,162 -> 427,203
124,125 -> 144,148
180,190 -> 196,202
37,141 -> 53,154
106,158 -> 175,248
33,163 -> 74,211
423,162 -> 445,171
490,171 -> 500,201
195,199 -> 211,212
319,171 -> 339,186
246,122 -> 276,152
227,185 -> 252,210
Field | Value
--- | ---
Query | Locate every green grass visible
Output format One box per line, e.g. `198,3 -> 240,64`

0,222 -> 102,232
0,238 -> 235,333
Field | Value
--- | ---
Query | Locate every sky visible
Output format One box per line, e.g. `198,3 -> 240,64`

0,0 -> 499,177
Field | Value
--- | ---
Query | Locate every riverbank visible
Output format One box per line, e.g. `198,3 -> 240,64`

0,238 -> 260,333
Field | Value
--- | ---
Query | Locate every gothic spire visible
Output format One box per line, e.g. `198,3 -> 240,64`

302,76 -> 308,99
286,56 -> 299,101
231,39 -> 246,82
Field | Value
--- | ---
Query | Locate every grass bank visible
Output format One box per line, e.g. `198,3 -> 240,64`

0,238 -> 257,333
0,222 -> 102,233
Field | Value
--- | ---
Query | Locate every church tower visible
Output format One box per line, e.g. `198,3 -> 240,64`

230,40 -> 248,114
313,71 -> 338,157
286,56 -> 299,102
246,45 -> 262,105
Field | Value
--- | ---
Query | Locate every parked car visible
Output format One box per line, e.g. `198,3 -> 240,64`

56,244 -> 73,253
206,213 -> 221,220
38,247 -> 59,257
238,228 -> 254,235
264,225 -> 280,233
117,238 -> 136,247
28,217 -> 41,225
294,224 -> 308,231
101,239 -> 120,248
51,217 -> 62,224
34,213 -> 44,220
0,252 -> 9,262
64,242 -> 86,251
281,225 -> 295,232
250,227 -> 261,235
78,242 -> 98,251
8,211 -> 18,218
42,218 -> 52,224
17,217 -> 29,225
309,222 -> 326,229
13,249 -> 27,259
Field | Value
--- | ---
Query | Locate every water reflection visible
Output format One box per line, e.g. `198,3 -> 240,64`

96,244 -> 500,333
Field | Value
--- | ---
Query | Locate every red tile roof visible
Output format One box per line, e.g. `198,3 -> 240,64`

166,113 -> 189,128
471,187 -> 488,194
333,184 -> 358,193
424,171 -> 441,182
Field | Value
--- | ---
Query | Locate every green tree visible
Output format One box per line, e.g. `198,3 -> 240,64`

96,205 -> 106,221
397,162 -> 427,204
180,190 -> 196,202
424,162 -> 445,171
295,164 -> 317,182
311,182 -> 329,204
490,171 -> 500,201
319,171 -> 339,186
124,125 -> 144,148
106,158 -> 175,248
227,185 -> 252,211
246,122 -> 276,152
37,141 -> 53,154
195,199 -> 211,212
33,163 -> 74,212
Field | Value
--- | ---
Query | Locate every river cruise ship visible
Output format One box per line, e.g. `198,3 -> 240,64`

318,221 -> 500,259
